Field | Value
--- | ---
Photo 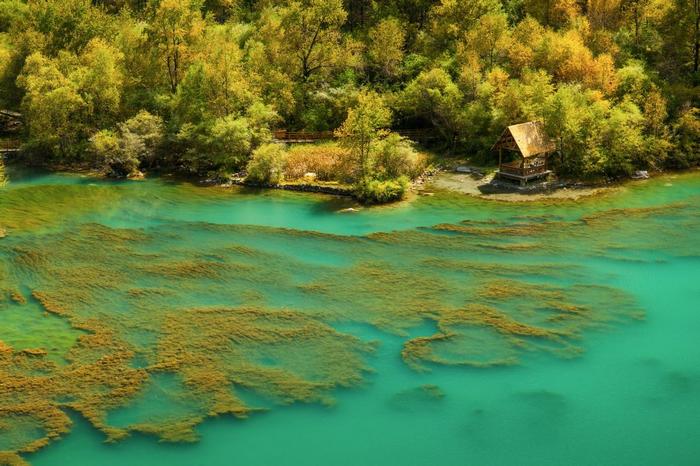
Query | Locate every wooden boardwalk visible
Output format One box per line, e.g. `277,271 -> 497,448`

0,139 -> 20,154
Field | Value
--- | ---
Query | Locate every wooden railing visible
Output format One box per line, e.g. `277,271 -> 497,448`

499,160 -> 548,177
273,130 -> 335,142
0,139 -> 20,152
395,129 -> 439,141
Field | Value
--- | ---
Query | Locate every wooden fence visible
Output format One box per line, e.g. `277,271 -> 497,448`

0,139 -> 20,153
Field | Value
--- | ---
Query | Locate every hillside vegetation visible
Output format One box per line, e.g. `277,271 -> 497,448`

0,0 -> 698,195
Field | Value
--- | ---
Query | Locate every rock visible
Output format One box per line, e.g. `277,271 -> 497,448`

632,170 -> 650,180
338,207 -> 359,213
455,165 -> 485,178
127,170 -> 145,180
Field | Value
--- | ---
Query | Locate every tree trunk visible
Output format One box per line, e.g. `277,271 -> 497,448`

695,0 -> 700,73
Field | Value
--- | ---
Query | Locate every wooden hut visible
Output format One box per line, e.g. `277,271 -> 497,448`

492,121 -> 556,184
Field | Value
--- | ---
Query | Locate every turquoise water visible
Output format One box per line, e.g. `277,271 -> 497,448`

1,168 -> 699,465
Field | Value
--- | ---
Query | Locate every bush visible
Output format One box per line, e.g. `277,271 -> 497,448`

246,143 -> 287,185
668,108 -> 700,168
177,116 -> 252,175
90,129 -> 139,176
284,144 -> 355,182
89,111 -> 164,177
118,110 -> 165,167
372,133 -> 427,179
354,176 -> 409,204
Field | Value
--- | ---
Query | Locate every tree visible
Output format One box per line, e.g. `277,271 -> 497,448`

643,87 -> 668,137
459,12 -> 510,69
78,38 -> 125,128
278,0 -> 349,83
586,0 -> 624,31
196,25 -> 253,117
17,52 -> 87,159
522,0 -> 580,27
543,84 -> 602,175
600,99 -> 646,176
335,90 -> 392,179
669,107 -> 700,166
400,68 -> 466,152
661,0 -> 700,75
428,0 -> 502,50
368,17 -> 406,79
150,0 -> 205,93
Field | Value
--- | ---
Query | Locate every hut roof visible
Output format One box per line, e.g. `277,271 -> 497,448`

492,121 -> 556,158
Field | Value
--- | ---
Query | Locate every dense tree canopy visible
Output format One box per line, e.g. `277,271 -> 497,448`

0,0 -> 697,179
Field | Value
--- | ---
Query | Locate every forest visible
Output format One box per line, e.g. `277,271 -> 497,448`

0,0 -> 699,201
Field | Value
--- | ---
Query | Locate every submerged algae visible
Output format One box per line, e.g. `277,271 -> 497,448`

2,173 -> 698,461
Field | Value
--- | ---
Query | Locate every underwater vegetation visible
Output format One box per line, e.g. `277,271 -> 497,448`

1,175 -> 699,464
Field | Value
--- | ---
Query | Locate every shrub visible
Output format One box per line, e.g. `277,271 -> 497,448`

89,111 -> 164,176
90,129 -> 139,176
118,110 -> 165,167
354,176 -> 409,204
284,144 -> 355,182
246,143 -> 287,185
668,108 -> 700,168
372,133 -> 427,179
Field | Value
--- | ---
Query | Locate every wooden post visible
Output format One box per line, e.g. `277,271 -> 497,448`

498,148 -> 502,171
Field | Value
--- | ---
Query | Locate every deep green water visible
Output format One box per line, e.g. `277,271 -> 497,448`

1,167 -> 699,466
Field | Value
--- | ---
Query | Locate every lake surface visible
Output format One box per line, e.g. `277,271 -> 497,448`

1,167 -> 699,466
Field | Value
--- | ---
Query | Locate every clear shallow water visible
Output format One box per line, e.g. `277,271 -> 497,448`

0,167 -> 698,465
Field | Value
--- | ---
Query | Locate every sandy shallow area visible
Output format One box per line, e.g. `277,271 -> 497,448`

422,172 -> 617,202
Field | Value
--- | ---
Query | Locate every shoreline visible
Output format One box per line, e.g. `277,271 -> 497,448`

421,171 -> 617,202
419,167 -> 700,203
4,159 -> 698,204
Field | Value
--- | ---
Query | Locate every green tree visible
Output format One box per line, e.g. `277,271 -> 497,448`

335,90 -> 392,179
278,0 -> 349,83
78,38 -> 125,128
459,12 -> 510,69
17,52 -> 87,159
150,0 -> 205,93
670,107 -> 700,166
428,0 -> 501,50
367,17 -> 406,79
400,68 -> 466,152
